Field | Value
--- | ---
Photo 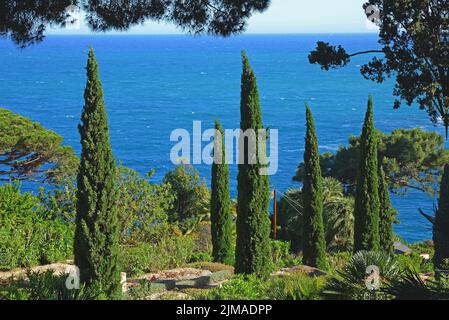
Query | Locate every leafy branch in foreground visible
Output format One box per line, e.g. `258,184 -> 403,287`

0,0 -> 271,47
309,1 -> 449,136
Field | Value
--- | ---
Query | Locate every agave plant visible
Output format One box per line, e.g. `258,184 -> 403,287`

386,269 -> 449,300
324,251 -> 401,300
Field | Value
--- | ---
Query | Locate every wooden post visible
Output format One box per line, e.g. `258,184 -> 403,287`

273,189 -> 277,240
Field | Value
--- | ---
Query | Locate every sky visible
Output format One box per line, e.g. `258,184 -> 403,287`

50,0 -> 376,35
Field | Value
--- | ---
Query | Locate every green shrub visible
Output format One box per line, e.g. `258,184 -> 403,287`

397,252 -> 434,274
189,252 -> 213,264
270,240 -> 302,270
267,272 -> 326,300
1,184 -> 73,271
120,236 -> 196,277
163,165 -> 210,234
409,241 -> 434,256
271,240 -> 290,266
116,165 -> 174,244
181,288 -> 210,299
327,252 -> 353,273
1,271 -> 99,300
203,275 -> 267,300
0,278 -> 30,300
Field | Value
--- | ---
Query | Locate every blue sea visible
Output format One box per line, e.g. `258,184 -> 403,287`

0,34 -> 438,243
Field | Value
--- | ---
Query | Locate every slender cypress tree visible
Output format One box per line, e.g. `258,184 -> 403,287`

435,164 -> 449,268
74,48 -> 121,299
235,52 -> 272,276
302,105 -> 327,269
378,164 -> 395,255
211,119 -> 233,264
354,96 -> 380,253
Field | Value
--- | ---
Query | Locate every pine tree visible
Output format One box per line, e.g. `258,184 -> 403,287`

378,164 -> 395,255
302,105 -> 327,269
435,164 -> 449,269
235,52 -> 272,276
211,119 -> 233,264
354,96 -> 380,253
74,48 -> 121,299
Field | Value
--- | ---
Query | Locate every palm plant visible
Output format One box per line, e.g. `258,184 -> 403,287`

324,251 -> 400,300
277,178 -> 354,252
322,178 -> 354,251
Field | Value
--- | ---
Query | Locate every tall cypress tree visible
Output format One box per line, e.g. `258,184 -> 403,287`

354,96 -> 380,253
435,164 -> 449,269
235,52 -> 271,276
211,119 -> 233,264
302,105 -> 327,269
378,164 -> 395,255
74,48 -> 121,299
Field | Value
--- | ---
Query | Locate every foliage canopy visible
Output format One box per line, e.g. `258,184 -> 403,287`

0,108 -> 78,183
0,0 -> 271,47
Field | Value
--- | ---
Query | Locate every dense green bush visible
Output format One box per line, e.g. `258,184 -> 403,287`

116,165 -> 174,244
163,165 -> 210,234
326,252 -> 353,273
1,271 -> 99,300
396,252 -> 434,274
1,184 -> 73,270
271,240 -> 302,269
204,275 -> 268,300
267,272 -> 326,300
119,236 -> 196,277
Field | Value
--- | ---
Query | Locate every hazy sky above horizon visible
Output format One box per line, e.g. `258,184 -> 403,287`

50,0 -> 377,35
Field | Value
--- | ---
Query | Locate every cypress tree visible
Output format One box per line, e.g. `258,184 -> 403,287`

378,164 -> 395,255
435,164 -> 449,269
235,52 -> 272,276
302,105 -> 327,269
211,119 -> 233,264
74,48 -> 121,299
354,96 -> 380,253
